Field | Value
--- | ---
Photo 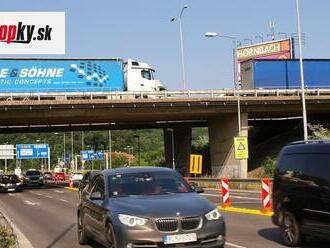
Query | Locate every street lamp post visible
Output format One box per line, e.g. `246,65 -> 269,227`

295,0 -> 308,141
108,130 -> 112,169
166,128 -> 175,170
204,32 -> 241,136
71,131 -> 74,170
54,132 -> 66,164
133,135 -> 141,166
170,5 -> 188,90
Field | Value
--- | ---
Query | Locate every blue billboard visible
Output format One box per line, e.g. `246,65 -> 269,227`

80,150 -> 95,161
80,150 -> 104,161
16,144 -> 49,159
0,59 -> 124,93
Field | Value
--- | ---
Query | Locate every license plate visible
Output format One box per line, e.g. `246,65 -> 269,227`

7,188 -> 15,192
163,233 -> 197,244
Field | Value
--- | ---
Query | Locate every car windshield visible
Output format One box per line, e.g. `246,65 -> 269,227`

0,175 -> 19,183
26,171 -> 41,176
108,171 -> 193,197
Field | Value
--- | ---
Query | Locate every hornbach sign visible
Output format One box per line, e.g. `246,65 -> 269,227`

236,39 -> 291,60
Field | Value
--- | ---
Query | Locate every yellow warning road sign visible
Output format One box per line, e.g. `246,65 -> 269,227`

234,137 -> 249,160
189,154 -> 203,174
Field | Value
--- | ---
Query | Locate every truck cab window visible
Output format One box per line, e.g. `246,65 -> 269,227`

141,70 -> 153,80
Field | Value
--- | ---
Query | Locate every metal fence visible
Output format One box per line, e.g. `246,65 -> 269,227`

1,88 -> 330,101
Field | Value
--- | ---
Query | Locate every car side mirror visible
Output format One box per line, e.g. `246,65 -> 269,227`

89,191 -> 103,201
194,187 -> 204,194
188,182 -> 204,193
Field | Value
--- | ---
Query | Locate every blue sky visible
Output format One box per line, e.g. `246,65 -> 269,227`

0,0 -> 328,90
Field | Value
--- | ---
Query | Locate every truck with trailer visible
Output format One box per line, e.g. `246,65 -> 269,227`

241,59 -> 330,90
0,58 -> 165,98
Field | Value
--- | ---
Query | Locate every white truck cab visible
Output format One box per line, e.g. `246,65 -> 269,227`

124,59 -> 165,92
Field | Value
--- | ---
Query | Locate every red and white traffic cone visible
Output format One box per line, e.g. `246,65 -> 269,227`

69,179 -> 73,188
261,178 -> 271,213
221,177 -> 230,208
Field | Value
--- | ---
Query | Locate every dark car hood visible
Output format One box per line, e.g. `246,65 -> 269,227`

108,192 -> 214,218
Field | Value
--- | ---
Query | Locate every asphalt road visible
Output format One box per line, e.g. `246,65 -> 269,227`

0,185 -> 329,248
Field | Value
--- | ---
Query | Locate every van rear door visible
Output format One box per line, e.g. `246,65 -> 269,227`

301,153 -> 330,235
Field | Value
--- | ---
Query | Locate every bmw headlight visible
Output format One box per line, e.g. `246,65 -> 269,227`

205,208 -> 222,221
39,176 -> 44,180
0,183 -> 5,187
118,214 -> 148,227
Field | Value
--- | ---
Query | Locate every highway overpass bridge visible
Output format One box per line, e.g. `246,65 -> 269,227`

1,89 -> 330,178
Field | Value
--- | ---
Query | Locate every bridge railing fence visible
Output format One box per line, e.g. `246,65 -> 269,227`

0,89 -> 330,101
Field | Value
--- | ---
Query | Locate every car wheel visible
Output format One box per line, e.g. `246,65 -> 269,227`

281,211 -> 301,247
106,223 -> 117,248
78,213 -> 90,245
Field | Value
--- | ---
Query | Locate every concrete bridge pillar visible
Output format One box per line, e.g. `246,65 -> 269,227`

208,113 -> 248,178
164,126 -> 192,176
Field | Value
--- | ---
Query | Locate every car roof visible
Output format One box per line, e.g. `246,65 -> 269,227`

102,166 -> 173,176
282,140 -> 330,154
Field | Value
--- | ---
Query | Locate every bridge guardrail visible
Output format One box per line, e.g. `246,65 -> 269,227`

1,89 -> 330,101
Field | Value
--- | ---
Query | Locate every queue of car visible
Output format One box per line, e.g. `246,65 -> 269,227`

0,169 -> 84,193
1,140 -> 329,247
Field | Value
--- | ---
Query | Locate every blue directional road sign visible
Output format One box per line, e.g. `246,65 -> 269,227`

80,150 -> 95,161
96,151 -> 103,160
16,144 -> 49,159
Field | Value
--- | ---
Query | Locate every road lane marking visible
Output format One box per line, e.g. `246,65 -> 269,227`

202,193 -> 260,200
64,186 -> 79,191
45,195 -> 53,199
24,200 -> 39,206
231,201 -> 262,204
218,206 -> 273,217
55,190 -> 64,193
8,193 -> 14,196
205,188 -> 260,194
59,199 -> 68,203
226,242 -> 247,248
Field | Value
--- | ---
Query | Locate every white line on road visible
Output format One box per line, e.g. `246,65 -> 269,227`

202,193 -> 260,201
59,199 -> 68,203
226,241 -> 247,248
24,200 -> 39,206
230,201 -> 261,204
45,195 -> 53,199
55,190 -> 64,194
8,193 -> 14,196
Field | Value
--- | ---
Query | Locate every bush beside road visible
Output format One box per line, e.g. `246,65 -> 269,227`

0,213 -> 17,248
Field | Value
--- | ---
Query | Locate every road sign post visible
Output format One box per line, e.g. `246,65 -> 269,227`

48,146 -> 50,171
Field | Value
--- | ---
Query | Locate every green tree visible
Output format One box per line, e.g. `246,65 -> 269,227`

308,124 -> 330,139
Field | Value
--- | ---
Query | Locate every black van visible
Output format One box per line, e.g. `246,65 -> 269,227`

272,140 -> 330,246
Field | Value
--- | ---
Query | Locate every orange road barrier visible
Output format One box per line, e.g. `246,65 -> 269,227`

221,177 -> 230,207
69,179 -> 74,188
261,178 -> 271,213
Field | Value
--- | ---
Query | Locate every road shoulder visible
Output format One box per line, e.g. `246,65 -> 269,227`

0,208 -> 34,248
